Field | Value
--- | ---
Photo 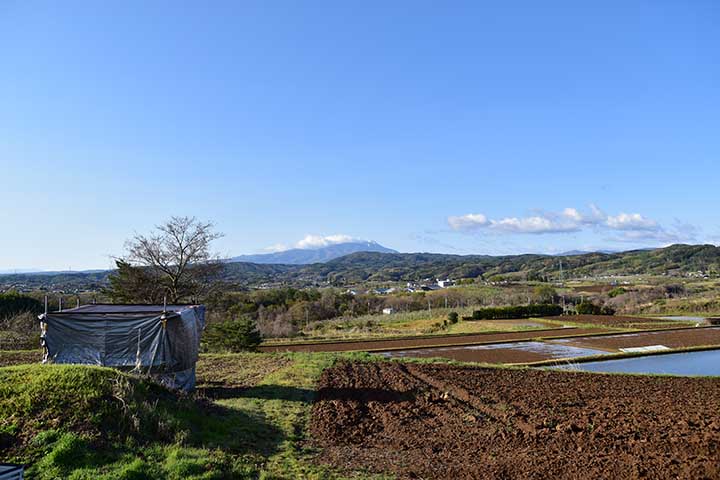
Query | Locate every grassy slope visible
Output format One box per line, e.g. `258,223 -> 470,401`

0,353 -> 385,480
0,364 -> 260,479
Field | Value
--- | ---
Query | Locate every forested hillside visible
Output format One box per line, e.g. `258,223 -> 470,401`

2,244 -> 719,292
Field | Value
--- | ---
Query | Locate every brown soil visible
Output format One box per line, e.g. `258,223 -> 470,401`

553,326 -> 720,351
195,353 -> 291,399
382,345 -> 555,364
572,285 -> 614,294
259,327 -> 609,353
547,314 -> 693,329
310,361 -> 720,479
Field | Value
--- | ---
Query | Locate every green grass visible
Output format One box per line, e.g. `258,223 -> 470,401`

0,353 -> 387,479
207,352 -> 383,479
0,363 -> 266,479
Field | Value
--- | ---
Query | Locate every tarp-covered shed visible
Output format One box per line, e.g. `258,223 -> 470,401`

39,304 -> 205,391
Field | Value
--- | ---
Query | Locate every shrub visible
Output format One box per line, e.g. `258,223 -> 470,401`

203,318 -> 262,352
447,312 -> 459,324
0,291 -> 42,320
0,312 -> 40,350
576,302 -> 615,316
607,287 -> 627,298
470,304 -> 563,320
533,285 -> 557,303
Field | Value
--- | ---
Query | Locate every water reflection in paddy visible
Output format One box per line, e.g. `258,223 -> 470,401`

553,349 -> 720,376
657,316 -> 706,322
381,341 -> 606,359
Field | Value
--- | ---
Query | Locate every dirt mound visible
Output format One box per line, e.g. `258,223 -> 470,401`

0,365 -> 190,455
310,361 -> 720,479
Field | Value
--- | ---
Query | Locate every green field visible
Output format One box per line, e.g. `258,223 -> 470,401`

280,307 -> 559,343
0,352 -> 386,479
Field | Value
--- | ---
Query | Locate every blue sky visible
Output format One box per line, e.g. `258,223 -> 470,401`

1,1 -> 719,270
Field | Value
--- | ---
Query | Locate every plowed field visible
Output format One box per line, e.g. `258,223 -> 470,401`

311,361 -> 720,479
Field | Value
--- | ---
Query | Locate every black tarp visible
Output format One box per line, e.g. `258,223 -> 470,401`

39,304 -> 205,391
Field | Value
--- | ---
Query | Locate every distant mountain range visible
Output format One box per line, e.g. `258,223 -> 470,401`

228,241 -> 397,265
0,269 -> 107,275
0,269 -> 43,275
555,249 -> 618,256
2,244 -> 719,291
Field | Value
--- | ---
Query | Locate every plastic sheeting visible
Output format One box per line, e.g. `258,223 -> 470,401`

40,304 -> 205,391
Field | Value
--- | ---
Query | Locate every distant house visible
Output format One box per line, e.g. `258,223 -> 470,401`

374,287 -> 396,295
406,282 -> 421,293
422,285 -> 442,291
437,279 -> 455,288
382,308 -> 395,315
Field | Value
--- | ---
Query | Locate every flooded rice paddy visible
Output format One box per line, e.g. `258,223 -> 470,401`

553,349 -> 720,376
657,316 -> 706,322
380,341 -> 607,363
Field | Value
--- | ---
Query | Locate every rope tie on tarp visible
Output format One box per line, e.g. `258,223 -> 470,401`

38,313 -> 49,364
134,328 -> 142,371
146,314 -> 168,376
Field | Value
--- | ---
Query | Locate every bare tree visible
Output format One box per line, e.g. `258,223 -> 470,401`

112,216 -> 224,303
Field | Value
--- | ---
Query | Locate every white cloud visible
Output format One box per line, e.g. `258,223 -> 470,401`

448,205 -> 673,237
296,234 -> 358,249
265,234 -> 361,252
605,213 -> 658,231
490,215 -> 579,234
562,204 -> 606,225
262,243 -> 289,253
561,208 -> 583,223
610,219 -> 699,244
448,209 -> 584,234
447,214 -> 488,230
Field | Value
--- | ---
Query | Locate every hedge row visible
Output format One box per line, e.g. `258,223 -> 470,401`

0,291 -> 43,320
576,301 -> 615,316
468,304 -> 563,320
